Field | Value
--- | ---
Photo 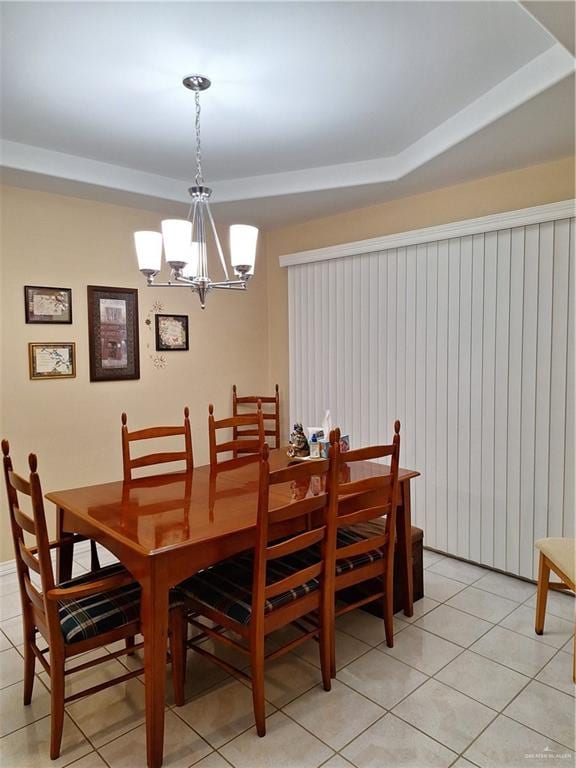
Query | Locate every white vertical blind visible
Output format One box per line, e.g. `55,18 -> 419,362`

287,216 -> 574,579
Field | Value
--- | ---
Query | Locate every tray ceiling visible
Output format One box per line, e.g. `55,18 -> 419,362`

1,1 -> 574,227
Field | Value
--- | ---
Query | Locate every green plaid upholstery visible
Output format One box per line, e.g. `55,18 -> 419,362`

58,564 -> 141,644
280,524 -> 385,576
333,523 -> 385,575
177,549 -> 321,626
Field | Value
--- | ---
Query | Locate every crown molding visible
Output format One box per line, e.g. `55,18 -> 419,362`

2,45 -> 573,204
279,200 -> 576,267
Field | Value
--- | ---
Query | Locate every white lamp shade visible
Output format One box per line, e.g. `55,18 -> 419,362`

182,242 -> 200,278
161,219 -> 192,267
230,225 -> 258,274
134,231 -> 163,272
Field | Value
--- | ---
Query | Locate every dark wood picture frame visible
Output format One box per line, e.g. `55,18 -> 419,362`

28,342 -> 76,380
87,286 -> 140,382
24,286 -> 72,324
155,314 -> 189,351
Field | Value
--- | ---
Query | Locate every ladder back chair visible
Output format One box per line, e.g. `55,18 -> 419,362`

1,440 -> 185,760
208,401 -> 265,471
326,422 -> 400,672
174,444 -> 333,736
121,406 -> 193,481
232,384 -> 280,454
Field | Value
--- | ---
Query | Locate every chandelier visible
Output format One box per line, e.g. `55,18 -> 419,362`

133,75 -> 258,309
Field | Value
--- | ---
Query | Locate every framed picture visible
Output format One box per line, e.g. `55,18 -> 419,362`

155,314 -> 189,351
24,286 -> 72,324
29,343 -> 76,380
87,286 -> 140,382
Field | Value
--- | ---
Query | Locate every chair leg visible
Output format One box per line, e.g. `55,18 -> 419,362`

23,638 -> 35,705
329,619 -> 336,679
50,655 -> 65,760
535,553 -> 550,635
383,556 -> 395,648
125,636 -> 135,656
319,601 -> 332,692
169,608 -> 186,707
250,637 -> 266,737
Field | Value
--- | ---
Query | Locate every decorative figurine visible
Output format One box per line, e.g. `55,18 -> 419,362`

287,423 -> 310,458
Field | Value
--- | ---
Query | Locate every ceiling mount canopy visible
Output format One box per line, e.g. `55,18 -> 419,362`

133,74 -> 258,309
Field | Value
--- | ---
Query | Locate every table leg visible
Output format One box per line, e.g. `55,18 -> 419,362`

398,480 -> 414,617
55,507 -> 73,583
141,572 -> 169,768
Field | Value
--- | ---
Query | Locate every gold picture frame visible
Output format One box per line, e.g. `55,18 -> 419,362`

28,343 -> 76,380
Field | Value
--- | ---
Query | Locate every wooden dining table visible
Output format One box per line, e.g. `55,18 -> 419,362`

46,451 -> 420,768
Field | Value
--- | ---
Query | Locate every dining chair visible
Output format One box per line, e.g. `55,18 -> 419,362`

326,423 -> 400,672
232,384 -> 280,453
534,537 -> 575,682
208,401 -> 265,471
173,444 -> 332,735
1,439 -> 185,759
121,406 -> 193,481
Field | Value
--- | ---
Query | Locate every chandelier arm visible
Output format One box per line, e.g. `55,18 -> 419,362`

146,280 -> 197,288
205,201 -> 230,281
210,281 -> 247,290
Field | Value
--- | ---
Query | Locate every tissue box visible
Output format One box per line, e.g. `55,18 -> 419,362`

319,434 -> 349,458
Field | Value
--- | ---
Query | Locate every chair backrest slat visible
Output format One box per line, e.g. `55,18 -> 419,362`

127,425 -> 188,441
264,562 -> 323,600
266,526 -> 325,560
339,444 -> 396,463
232,384 -> 280,450
216,439 -> 262,455
335,534 -> 388,561
269,458 -> 329,486
24,576 -> 45,612
13,504 -> 36,535
19,540 -> 42,574
268,494 -> 326,526
121,408 -> 193,481
335,473 -> 393,497
336,504 -> 392,528
129,450 -> 189,470
8,470 -> 31,495
209,403 -> 265,471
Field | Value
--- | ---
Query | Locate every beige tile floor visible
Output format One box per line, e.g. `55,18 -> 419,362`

0,545 -> 574,768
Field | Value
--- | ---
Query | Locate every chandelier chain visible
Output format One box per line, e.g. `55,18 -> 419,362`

194,90 -> 204,187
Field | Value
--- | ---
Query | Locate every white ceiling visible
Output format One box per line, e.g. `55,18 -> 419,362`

1,1 -> 574,228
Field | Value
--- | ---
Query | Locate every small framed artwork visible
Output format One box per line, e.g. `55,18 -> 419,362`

24,286 -> 72,324
29,343 -> 76,380
87,286 -> 140,382
155,314 -> 189,351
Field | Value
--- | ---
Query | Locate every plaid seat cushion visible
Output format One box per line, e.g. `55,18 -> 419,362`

58,565 -> 141,644
177,550 -> 321,626
334,523 -> 385,575
279,524 -> 385,577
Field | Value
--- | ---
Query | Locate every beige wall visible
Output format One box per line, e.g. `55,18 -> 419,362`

0,186 -> 269,562
1,156 -> 574,563
266,156 -> 576,439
